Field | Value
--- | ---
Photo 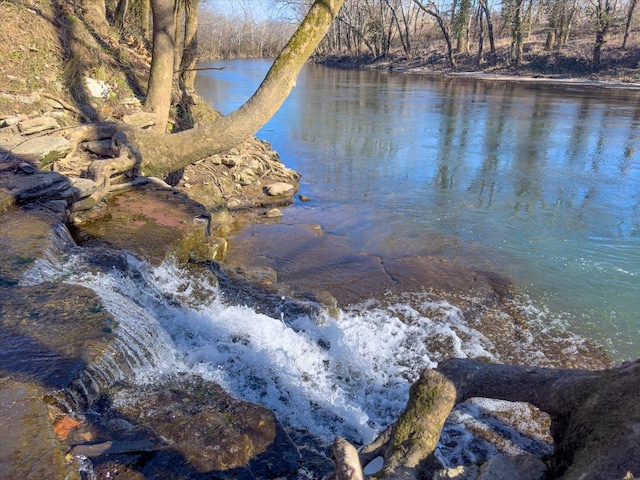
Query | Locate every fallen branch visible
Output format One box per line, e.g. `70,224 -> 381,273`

40,92 -> 92,123
71,439 -> 162,457
332,437 -> 364,480
174,66 -> 226,72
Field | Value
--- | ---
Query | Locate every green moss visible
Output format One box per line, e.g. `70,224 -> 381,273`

169,228 -> 225,265
40,150 -> 67,166
391,379 -> 445,451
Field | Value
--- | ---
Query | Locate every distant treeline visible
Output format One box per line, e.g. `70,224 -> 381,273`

105,0 -> 637,70
313,0 -> 639,70
199,0 -> 639,71
197,8 -> 296,60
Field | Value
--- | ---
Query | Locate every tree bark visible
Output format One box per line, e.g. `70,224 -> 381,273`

592,0 -> 614,71
622,0 -> 638,49
145,0 -> 175,132
173,0 -> 185,87
140,0 -> 151,40
479,0 -> 496,65
81,0 -> 108,31
348,358 -> 640,480
113,0 -> 129,31
510,0 -> 525,68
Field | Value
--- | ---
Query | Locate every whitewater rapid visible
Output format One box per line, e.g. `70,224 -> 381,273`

24,246 -> 558,468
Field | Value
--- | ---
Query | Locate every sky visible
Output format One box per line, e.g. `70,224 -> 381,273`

202,0 -> 299,22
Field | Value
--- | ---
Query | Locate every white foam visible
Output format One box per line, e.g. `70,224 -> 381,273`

22,251 -> 552,461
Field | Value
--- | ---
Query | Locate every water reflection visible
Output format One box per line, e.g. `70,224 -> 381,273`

196,60 -> 640,360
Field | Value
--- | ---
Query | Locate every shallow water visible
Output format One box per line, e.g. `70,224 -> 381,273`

196,60 -> 640,360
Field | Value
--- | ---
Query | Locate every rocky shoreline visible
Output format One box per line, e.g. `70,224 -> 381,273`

1,0 -> 632,475
314,52 -> 640,90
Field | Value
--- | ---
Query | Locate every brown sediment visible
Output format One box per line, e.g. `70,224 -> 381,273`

222,217 -> 612,371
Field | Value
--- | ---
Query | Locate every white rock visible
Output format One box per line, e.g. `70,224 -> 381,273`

265,182 -> 294,196
122,112 -> 156,128
85,77 -> 111,98
2,114 -> 28,126
69,177 -> 98,199
434,464 -> 479,479
264,208 -> 282,218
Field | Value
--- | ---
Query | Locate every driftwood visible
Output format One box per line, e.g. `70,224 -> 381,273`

335,358 -> 640,480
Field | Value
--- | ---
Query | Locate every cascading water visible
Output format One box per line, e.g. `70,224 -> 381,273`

21,230 -> 584,475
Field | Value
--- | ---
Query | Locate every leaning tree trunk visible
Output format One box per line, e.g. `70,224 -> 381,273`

85,0 -> 345,198
414,0 -> 457,69
340,358 -> 640,480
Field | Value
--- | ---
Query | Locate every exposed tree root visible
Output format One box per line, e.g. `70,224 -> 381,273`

332,358 -> 640,480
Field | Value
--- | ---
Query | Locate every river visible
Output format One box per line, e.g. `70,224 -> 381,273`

195,59 -> 640,362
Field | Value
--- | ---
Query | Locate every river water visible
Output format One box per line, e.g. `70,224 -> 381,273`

196,59 -> 640,362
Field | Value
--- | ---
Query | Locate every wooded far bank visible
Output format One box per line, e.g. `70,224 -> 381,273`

192,0 -> 639,81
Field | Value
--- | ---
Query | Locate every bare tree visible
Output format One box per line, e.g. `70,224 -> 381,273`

591,0 -> 618,70
84,0 -> 345,201
413,0 -> 458,67
479,0 -> 497,63
180,0 -> 199,94
622,0 -> 638,48
198,8 -> 294,59
113,0 -> 129,31
545,0 -> 579,51
144,0 -> 175,131
454,0 -> 472,53
140,0 -> 151,39
507,0 -> 526,67
385,0 -> 415,57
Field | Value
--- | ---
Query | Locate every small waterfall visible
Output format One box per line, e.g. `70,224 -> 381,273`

21,226 -> 185,411
21,228 -> 562,469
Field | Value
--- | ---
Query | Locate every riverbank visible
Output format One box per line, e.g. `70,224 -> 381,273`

315,43 -> 640,90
